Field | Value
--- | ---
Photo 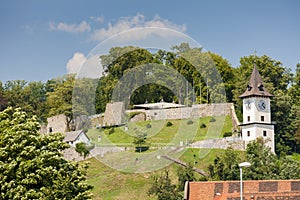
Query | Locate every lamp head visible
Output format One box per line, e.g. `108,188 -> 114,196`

239,162 -> 251,168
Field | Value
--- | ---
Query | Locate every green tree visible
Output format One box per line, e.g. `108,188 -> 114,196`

0,107 -> 93,199
244,139 -> 279,180
208,52 -> 235,102
148,170 -> 181,200
95,47 -> 156,113
0,81 -> 7,111
75,142 -> 90,158
177,164 -> 196,191
133,131 -> 148,153
46,74 -> 75,131
208,147 -> 242,181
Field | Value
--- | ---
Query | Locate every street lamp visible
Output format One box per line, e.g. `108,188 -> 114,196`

239,162 -> 251,200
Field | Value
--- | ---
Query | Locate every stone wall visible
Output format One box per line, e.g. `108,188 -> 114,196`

190,137 -> 244,150
126,103 -> 240,129
47,114 -> 68,133
103,102 -> 125,126
143,103 -> 231,121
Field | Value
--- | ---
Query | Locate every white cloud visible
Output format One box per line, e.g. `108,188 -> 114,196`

49,21 -> 91,33
90,13 -> 186,42
66,52 -> 87,74
66,52 -> 104,79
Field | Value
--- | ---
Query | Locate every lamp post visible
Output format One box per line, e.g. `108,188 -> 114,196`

239,162 -> 251,200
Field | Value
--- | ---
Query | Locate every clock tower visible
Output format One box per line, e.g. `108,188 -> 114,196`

239,65 -> 275,152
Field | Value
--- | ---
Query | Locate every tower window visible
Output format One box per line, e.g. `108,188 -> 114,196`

263,130 -> 267,137
247,131 -> 250,137
247,116 -> 250,122
261,116 -> 265,122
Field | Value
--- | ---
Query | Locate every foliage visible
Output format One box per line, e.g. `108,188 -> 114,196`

0,107 -> 93,199
148,170 -> 182,200
133,131 -> 148,152
46,74 -> 75,131
187,120 -> 194,125
200,123 -> 206,128
177,164 -> 197,191
75,142 -> 90,158
108,127 -> 115,135
128,111 -> 144,119
223,132 -> 233,137
208,147 -> 242,181
209,117 -> 216,122
146,123 -> 152,129
207,139 -> 300,181
166,121 -> 173,127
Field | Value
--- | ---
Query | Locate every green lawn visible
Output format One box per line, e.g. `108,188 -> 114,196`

84,116 -> 234,199
86,115 -> 233,147
84,148 -> 223,200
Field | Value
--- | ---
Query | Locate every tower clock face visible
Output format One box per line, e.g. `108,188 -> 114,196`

257,99 -> 267,111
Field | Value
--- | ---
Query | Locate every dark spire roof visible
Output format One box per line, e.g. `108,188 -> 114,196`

239,65 -> 273,98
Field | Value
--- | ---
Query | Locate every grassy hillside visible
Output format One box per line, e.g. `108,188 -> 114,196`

84,115 -> 234,199
85,148 -> 225,200
87,115 -> 233,147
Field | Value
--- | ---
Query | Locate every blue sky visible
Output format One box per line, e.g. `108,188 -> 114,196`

0,0 -> 299,82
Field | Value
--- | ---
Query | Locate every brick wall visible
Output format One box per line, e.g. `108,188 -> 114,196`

186,180 -> 300,200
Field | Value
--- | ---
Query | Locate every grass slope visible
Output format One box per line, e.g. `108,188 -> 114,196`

87,115 -> 233,147
85,148 -> 225,200
84,115 -> 233,199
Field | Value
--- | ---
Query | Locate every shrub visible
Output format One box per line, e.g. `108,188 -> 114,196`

209,117 -> 216,122
146,123 -> 152,129
166,121 -> 173,127
187,120 -> 194,125
223,132 -> 233,137
200,123 -> 206,128
75,142 -> 90,158
108,127 -> 115,135
128,111 -> 144,119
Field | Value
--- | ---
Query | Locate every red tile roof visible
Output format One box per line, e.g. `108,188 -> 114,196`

186,180 -> 300,200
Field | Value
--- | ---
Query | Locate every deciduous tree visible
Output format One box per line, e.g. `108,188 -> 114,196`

0,107 -> 93,199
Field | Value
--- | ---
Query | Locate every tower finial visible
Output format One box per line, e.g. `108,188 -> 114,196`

254,50 -> 257,66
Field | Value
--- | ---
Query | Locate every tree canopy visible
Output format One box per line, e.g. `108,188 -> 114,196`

0,107 -> 93,199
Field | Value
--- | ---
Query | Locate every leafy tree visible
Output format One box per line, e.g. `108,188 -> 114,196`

208,147 -> 242,181
208,52 -> 235,102
0,107 -> 93,199
75,142 -> 90,158
133,131 -> 147,153
244,139 -> 279,180
2,80 -> 47,122
0,81 -> 7,111
46,74 -> 75,131
177,164 -> 196,191
148,170 -> 182,200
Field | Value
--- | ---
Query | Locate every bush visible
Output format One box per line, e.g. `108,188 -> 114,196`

223,132 -> 233,137
146,123 -> 152,129
209,117 -> 216,122
166,121 -> 173,127
75,142 -> 90,158
108,127 -> 115,135
128,111 -> 144,119
187,120 -> 194,125
200,123 -> 206,128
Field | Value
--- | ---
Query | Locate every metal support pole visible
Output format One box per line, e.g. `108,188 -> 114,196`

240,167 -> 243,200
